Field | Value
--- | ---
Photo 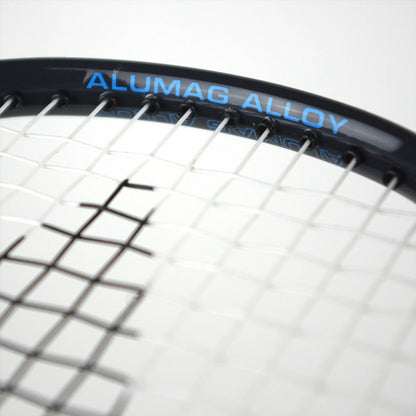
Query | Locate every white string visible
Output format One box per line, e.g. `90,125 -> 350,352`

171,115 -> 231,189
302,218 -> 416,416
242,175 -> 402,414
69,99 -> 111,139
147,108 -> 193,158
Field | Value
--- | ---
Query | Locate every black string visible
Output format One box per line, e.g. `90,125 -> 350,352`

0,180 -> 155,416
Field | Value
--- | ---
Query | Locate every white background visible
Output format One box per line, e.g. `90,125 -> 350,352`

0,0 -> 415,133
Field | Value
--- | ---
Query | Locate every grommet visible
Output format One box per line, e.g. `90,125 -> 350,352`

223,108 -> 240,128
51,93 -> 69,108
256,116 -> 280,136
342,149 -> 361,165
178,100 -> 198,119
383,169 -> 401,188
142,94 -> 160,115
99,92 -> 117,111
3,93 -> 22,109
300,129 -> 319,149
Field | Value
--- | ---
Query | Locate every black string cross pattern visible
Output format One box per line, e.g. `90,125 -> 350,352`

0,180 -> 155,416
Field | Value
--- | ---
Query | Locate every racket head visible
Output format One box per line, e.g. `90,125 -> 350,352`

0,58 -> 415,416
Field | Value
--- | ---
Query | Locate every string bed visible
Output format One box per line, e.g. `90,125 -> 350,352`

0,97 -> 415,416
